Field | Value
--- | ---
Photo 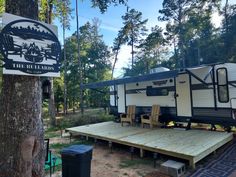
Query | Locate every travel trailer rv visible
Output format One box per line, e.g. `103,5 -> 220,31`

82,63 -> 236,130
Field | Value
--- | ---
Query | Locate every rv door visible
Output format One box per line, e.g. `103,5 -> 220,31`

117,84 -> 126,113
175,74 -> 192,117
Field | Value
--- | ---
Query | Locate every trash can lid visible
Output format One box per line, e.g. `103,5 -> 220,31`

61,145 -> 93,155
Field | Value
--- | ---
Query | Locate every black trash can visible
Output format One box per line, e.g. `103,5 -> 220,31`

61,145 -> 93,177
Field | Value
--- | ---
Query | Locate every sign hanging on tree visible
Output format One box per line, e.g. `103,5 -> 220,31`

0,13 -> 61,77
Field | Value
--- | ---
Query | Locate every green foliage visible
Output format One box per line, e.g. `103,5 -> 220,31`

221,4 -> 236,62
38,0 -> 73,27
158,0 -> 221,68
0,0 -> 5,14
61,21 -> 111,108
135,26 -> 169,74
122,0 -> 236,77
54,0 -> 73,29
91,0 -> 127,13
38,0 -> 49,22
59,109 -> 114,129
54,77 -> 64,113
45,131 -> 58,139
121,9 -> 148,46
114,8 -> 148,71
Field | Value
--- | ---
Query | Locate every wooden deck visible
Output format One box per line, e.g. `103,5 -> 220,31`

66,121 -> 233,168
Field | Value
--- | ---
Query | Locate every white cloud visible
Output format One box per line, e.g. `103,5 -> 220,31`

100,24 -> 119,32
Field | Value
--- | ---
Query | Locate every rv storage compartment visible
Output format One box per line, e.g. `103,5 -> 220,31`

61,145 -> 93,177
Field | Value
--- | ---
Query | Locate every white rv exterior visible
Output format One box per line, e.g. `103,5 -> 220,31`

107,63 -> 236,128
82,63 -> 236,128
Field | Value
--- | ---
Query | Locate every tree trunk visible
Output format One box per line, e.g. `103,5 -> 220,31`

46,2 -> 56,127
63,23 -> 68,115
224,0 -> 229,62
48,78 -> 56,126
111,50 -> 119,79
131,30 -> 134,69
0,1 -> 45,177
76,0 -> 84,116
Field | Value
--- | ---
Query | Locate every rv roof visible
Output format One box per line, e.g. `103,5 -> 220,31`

81,70 -> 179,89
81,63 -> 227,89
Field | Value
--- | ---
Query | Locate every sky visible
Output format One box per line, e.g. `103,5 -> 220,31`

55,0 -> 235,78
55,0 -> 165,77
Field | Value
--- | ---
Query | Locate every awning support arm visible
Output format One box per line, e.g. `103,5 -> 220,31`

185,69 -> 211,86
203,66 -> 213,82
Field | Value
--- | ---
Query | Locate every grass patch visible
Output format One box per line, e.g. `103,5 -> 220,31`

45,126 -> 61,133
119,158 -> 153,168
53,108 -> 115,130
50,143 -> 70,150
50,140 -> 93,153
45,132 -> 59,139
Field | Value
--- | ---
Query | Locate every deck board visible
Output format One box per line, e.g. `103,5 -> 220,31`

66,121 -> 233,168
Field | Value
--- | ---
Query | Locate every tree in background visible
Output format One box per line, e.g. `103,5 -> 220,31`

60,21 -> 111,109
91,0 -> 127,13
63,33 -> 80,112
81,21 -> 111,107
221,2 -> 236,62
55,0 -> 73,115
54,78 -> 64,113
111,31 -> 125,79
158,0 -> 220,68
0,0 -> 4,13
139,26 -> 167,73
38,0 -> 73,124
184,9 -> 218,65
123,25 -> 168,76
119,8 -> 148,69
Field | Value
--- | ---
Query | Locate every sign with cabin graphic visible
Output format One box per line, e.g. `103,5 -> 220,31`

0,13 -> 61,77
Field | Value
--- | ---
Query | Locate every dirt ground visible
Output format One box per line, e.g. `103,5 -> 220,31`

46,133 -> 171,177
45,127 -> 235,177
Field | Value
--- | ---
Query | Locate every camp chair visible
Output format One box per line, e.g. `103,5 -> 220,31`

120,105 -> 136,126
44,139 -> 52,177
141,105 -> 161,128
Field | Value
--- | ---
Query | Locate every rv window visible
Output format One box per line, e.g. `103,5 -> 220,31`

146,86 -> 169,96
217,68 -> 229,103
218,69 -> 227,85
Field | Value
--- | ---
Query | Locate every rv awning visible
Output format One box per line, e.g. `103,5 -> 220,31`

81,70 -> 179,89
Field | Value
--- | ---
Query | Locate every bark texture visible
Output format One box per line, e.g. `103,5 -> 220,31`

0,1 -> 45,177
48,78 -> 56,126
